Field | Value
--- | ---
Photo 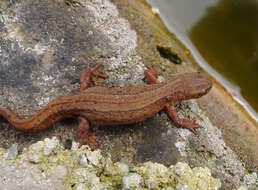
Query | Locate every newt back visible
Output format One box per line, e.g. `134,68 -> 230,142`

0,72 -> 212,133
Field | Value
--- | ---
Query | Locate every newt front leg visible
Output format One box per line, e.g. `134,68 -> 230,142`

77,62 -> 109,149
144,66 -> 202,134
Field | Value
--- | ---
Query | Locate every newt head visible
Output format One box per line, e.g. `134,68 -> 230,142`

168,72 -> 212,102
182,72 -> 212,100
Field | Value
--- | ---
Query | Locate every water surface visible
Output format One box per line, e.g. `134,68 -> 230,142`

147,0 -> 258,121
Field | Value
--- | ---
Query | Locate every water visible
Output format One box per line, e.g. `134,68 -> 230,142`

147,0 -> 258,122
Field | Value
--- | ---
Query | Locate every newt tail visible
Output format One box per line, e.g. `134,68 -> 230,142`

0,101 -> 76,133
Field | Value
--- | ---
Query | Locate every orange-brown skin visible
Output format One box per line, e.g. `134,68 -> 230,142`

0,63 -> 212,149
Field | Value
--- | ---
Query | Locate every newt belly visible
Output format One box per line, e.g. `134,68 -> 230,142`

0,63 -> 212,149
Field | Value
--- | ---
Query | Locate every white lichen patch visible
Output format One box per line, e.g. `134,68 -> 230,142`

84,0 -> 146,87
4,19 -> 49,57
243,172 -> 257,186
104,159 -> 130,185
32,43 -> 49,55
77,152 -> 88,167
122,173 -> 143,190
170,162 -> 221,190
0,0 -> 145,114
174,100 -> 253,187
25,140 -> 45,163
175,141 -> 187,157
135,162 -> 171,189
0,137 -> 223,190
86,149 -> 102,166
0,1 -> 255,190
43,137 -> 59,156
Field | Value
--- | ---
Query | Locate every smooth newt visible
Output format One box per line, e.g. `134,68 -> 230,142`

0,63 -> 212,149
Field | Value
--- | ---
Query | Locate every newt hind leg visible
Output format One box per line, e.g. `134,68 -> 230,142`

77,63 -> 108,149
144,66 -> 202,134
77,117 -> 99,149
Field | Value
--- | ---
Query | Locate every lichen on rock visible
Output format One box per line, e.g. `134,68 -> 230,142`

0,0 -> 257,189
0,136 -> 223,190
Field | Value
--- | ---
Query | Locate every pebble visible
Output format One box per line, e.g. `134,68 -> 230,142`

76,183 -> 86,190
172,162 -> 189,176
86,150 -> 102,166
176,185 -> 191,190
116,162 -> 129,175
26,141 -> 44,163
78,153 -> 88,167
243,172 -> 257,185
6,143 -> 18,160
122,173 -> 143,190
43,137 -> 58,156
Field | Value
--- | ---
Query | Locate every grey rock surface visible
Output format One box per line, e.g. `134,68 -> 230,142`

0,0 -> 257,189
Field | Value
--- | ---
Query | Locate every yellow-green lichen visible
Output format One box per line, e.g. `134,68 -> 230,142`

0,137 -> 222,190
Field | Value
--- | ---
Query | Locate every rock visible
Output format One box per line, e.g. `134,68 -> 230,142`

104,159 -> 129,176
70,168 -> 104,189
135,162 -> 170,189
24,137 -> 60,163
6,143 -> 18,160
71,142 -> 79,154
0,137 -> 224,190
122,173 -> 143,190
172,162 -> 190,176
243,172 -> 257,186
133,161 -> 221,190
116,162 -> 129,175
48,165 -> 68,187
76,183 -> 87,190
237,186 -> 248,190
26,141 -> 44,163
86,149 -> 102,166
176,185 -> 191,190
78,153 -> 88,168
170,162 -> 221,190
0,0 -> 256,189
43,137 -> 59,156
